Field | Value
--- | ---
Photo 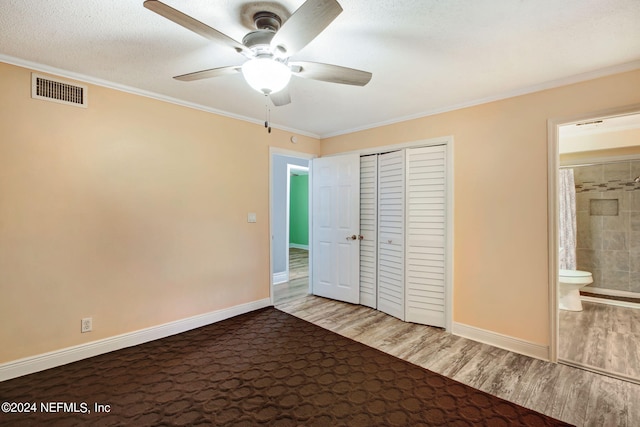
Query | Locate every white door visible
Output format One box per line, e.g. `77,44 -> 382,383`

311,154 -> 360,304
405,145 -> 447,327
377,151 -> 405,320
359,155 -> 378,308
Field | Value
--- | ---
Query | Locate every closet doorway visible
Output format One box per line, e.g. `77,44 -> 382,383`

310,137 -> 454,331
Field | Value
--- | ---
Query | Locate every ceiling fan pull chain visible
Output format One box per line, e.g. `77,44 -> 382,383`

264,100 -> 268,129
263,95 -> 272,134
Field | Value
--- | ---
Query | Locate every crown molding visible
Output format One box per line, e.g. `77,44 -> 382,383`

321,60 -> 640,139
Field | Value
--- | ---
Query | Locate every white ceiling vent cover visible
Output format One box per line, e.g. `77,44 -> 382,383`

31,73 -> 88,108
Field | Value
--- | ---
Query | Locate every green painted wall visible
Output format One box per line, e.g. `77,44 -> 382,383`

289,175 -> 309,246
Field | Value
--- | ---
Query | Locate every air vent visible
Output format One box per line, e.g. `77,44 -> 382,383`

31,73 -> 88,108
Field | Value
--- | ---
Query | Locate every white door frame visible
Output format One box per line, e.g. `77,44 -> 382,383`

269,147 -> 316,304
547,103 -> 640,363
322,135 -> 454,332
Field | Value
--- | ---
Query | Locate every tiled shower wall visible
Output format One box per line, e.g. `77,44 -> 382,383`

572,160 -> 640,295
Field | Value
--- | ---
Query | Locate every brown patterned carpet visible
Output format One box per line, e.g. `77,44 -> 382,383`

0,308 -> 572,426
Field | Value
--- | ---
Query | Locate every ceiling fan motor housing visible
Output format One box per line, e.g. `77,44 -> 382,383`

253,11 -> 281,31
242,10 -> 289,58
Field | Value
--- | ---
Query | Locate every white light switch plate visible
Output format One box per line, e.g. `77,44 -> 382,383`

247,213 -> 257,223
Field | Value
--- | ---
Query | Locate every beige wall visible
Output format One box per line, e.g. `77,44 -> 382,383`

560,128 -> 640,163
322,69 -> 640,346
0,62 -> 320,363
561,127 -> 640,154
3,59 -> 640,365
561,146 -> 640,164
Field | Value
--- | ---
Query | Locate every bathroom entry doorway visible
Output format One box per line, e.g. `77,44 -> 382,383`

549,106 -> 640,383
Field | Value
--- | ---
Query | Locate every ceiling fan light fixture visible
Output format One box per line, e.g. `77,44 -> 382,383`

241,57 -> 291,95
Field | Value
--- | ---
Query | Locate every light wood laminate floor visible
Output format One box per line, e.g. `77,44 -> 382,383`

277,295 -> 640,427
273,248 -> 309,305
559,301 -> 640,383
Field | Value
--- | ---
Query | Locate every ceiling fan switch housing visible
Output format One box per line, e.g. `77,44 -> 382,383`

242,30 -> 275,51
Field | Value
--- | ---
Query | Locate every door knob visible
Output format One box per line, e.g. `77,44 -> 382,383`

346,235 -> 357,240
358,235 -> 364,240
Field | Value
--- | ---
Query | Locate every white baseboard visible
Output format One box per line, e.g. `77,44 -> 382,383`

0,298 -> 271,382
289,244 -> 309,250
452,322 -> 549,361
273,271 -> 289,284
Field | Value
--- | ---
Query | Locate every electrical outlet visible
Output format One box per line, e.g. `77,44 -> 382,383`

81,317 -> 92,333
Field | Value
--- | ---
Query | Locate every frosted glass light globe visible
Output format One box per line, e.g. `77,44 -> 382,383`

241,58 -> 291,95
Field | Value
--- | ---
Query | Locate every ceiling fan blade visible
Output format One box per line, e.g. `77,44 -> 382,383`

144,0 -> 248,54
270,0 -> 342,57
290,61 -> 372,86
173,66 -> 241,82
270,87 -> 292,106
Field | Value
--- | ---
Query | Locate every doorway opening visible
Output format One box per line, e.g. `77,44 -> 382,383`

270,149 -> 313,305
549,105 -> 640,383
281,164 -> 309,304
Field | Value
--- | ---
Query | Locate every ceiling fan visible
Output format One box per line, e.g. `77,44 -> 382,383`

143,0 -> 372,107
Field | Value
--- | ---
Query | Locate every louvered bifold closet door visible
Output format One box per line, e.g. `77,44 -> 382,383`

405,145 -> 447,327
359,155 -> 378,308
377,151 -> 405,320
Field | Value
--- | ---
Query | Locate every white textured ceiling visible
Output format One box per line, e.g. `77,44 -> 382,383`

1,0 -> 640,137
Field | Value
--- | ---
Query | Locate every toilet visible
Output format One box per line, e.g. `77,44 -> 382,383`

558,269 -> 593,311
